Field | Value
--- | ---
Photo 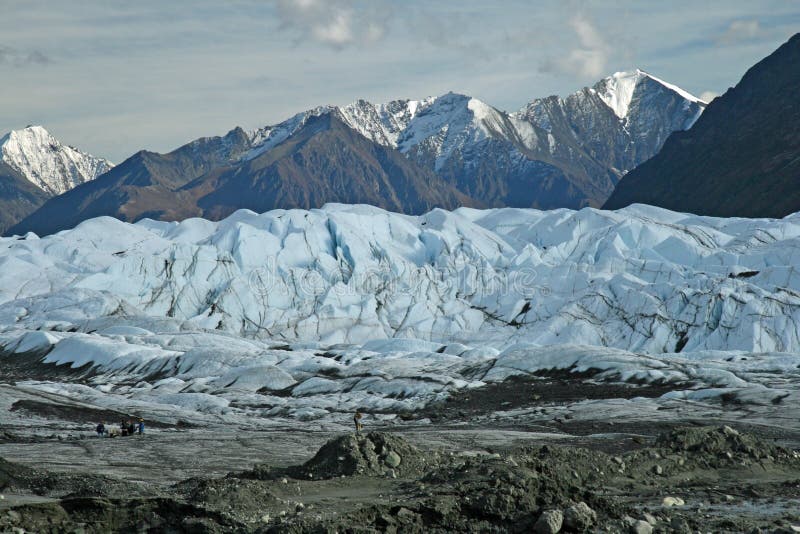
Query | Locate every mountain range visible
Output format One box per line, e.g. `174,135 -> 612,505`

248,68 -> 704,212
604,33 -> 800,218
4,69 -> 704,236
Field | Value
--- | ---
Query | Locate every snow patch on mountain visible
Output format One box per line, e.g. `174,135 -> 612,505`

596,70 -> 644,119
596,69 -> 706,120
0,126 -> 113,195
246,106 -> 335,160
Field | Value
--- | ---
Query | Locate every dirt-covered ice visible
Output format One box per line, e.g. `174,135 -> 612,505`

0,421 -> 798,533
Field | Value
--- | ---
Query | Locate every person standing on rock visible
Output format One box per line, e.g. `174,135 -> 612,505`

354,411 -> 363,433
96,421 -> 105,437
137,418 -> 145,435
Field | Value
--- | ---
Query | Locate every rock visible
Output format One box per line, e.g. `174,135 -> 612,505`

563,502 -> 596,531
533,509 -> 563,534
385,451 -> 401,468
669,516 -> 691,533
294,432 -> 423,479
661,496 -> 685,507
5,510 -> 20,524
642,512 -> 658,525
630,519 -> 654,534
652,465 -> 663,475
722,425 -> 739,437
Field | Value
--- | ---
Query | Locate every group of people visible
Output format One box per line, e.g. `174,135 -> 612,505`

95,418 -> 145,438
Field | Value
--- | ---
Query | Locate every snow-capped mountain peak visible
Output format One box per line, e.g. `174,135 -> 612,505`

594,69 -> 705,119
595,69 -> 646,119
0,125 -> 113,195
233,69 -> 706,210
393,92 -> 514,169
246,105 -> 336,160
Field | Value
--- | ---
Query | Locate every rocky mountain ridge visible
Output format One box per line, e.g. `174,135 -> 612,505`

604,34 -> 800,218
7,69 -> 704,236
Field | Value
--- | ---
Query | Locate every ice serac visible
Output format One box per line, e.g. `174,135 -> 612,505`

1,204 -> 799,421
3,204 -> 800,353
604,33 -> 800,218
0,126 -> 113,195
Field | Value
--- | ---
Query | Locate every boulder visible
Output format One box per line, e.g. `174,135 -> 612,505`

385,451 -> 401,468
661,496 -> 684,507
533,509 -> 563,534
563,502 -> 596,531
630,519 -> 654,534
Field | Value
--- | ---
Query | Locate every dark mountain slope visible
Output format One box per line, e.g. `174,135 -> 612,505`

10,116 -> 472,235
0,161 -> 49,234
187,113 -> 473,219
604,34 -> 800,218
8,128 -> 251,236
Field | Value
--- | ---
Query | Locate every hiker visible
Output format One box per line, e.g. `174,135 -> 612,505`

137,418 -> 145,435
120,420 -> 128,437
354,411 -> 363,433
127,420 -> 136,436
96,421 -> 105,437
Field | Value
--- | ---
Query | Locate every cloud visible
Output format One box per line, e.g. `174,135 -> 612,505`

0,45 -> 51,67
272,0 -> 389,49
699,90 -> 718,103
716,19 -> 761,45
540,12 -> 609,79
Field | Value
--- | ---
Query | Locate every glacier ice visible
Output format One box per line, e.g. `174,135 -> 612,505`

1,203 -> 799,422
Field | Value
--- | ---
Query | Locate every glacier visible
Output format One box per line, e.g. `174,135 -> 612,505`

1,204 -> 799,424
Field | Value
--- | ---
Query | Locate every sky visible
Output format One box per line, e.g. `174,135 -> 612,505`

1,0 -> 798,163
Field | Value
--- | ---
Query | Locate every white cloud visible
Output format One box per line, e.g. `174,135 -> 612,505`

273,0 -> 388,49
541,12 -> 609,79
699,90 -> 718,103
716,19 -> 761,45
